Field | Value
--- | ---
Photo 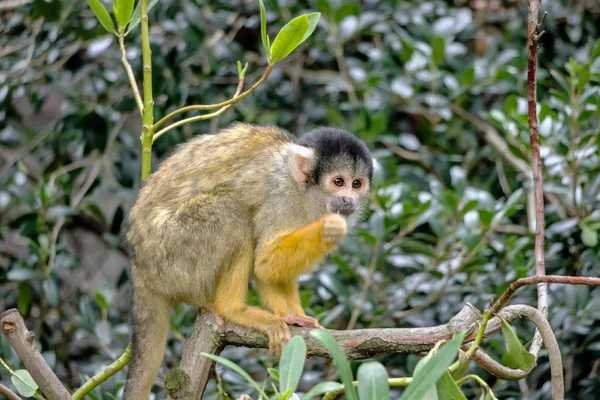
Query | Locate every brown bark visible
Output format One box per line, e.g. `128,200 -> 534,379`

0,309 -> 71,400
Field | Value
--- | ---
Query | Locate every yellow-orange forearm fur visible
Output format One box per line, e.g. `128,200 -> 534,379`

254,217 -> 336,283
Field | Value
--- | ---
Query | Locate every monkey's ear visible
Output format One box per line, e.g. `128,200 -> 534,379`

289,144 -> 314,183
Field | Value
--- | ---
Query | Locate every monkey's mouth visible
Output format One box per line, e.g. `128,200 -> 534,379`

334,208 -> 355,216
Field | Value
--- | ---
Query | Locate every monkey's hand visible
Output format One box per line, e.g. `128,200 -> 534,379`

267,321 -> 292,358
322,213 -> 347,243
281,314 -> 323,329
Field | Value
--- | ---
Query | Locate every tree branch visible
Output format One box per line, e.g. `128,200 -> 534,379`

477,305 -> 563,399
0,384 -> 22,400
153,76 -> 245,143
491,275 -> 600,314
178,305 -> 486,397
153,64 -> 272,131
119,30 -> 144,115
0,309 -> 71,400
72,346 -> 131,400
526,0 -> 549,363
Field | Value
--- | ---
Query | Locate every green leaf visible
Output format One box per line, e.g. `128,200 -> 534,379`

301,13 -> 321,43
270,13 -> 320,63
18,283 -> 32,315
125,0 -> 159,35
237,61 -> 249,79
259,0 -> 270,61
450,350 -> 469,380
357,361 -> 389,400
460,67 -> 475,86
116,0 -> 135,29
42,278 -> 59,307
431,37 -> 445,67
281,388 -> 293,400
279,336 -> 307,393
95,291 -> 109,311
303,382 -> 344,399
11,369 -> 38,398
310,330 -> 358,400
578,63 -> 591,93
315,0 -> 333,18
268,367 -> 280,382
399,331 -> 466,400
592,37 -> 600,60
491,188 -> 523,226
436,371 -> 467,400
85,0 -> 118,35
334,3 -> 359,24
549,69 -> 570,92
201,353 -> 269,400
499,318 -> 535,370
581,225 -> 598,247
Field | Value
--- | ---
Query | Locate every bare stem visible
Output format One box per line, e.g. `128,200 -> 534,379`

72,345 -> 132,400
527,0 -> 547,315
0,309 -> 71,399
0,384 -> 21,400
153,76 -> 245,143
491,275 -> 600,314
153,64 -> 272,131
140,0 -> 155,181
119,30 -> 144,115
346,242 -> 381,330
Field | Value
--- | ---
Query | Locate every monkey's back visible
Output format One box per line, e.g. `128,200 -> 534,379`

126,124 -> 292,305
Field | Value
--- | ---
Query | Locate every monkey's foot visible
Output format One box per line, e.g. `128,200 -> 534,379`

281,314 -> 323,329
267,321 -> 291,358
214,313 -> 226,335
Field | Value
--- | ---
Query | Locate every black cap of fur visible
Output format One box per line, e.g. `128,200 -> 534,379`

297,128 -> 373,185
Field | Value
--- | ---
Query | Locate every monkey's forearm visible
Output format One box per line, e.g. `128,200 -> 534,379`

255,218 -> 335,283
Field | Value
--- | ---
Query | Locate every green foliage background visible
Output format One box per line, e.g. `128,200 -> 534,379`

1,0 -> 599,398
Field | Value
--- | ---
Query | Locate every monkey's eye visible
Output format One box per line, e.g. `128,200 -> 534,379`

352,180 -> 362,189
333,177 -> 345,187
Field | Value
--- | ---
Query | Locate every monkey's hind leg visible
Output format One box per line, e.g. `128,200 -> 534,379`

212,244 -> 291,356
255,279 -> 323,328
123,285 -> 170,400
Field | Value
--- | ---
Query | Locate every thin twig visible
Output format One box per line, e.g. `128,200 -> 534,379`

0,0 -> 31,9
153,77 -> 245,142
119,30 -> 144,115
330,24 -> 358,106
347,242 -> 381,330
48,156 -> 98,187
450,105 -> 577,218
0,384 -> 21,400
72,346 -> 132,400
153,64 -> 272,130
491,275 -> 600,314
526,0 -> 548,361
47,116 -> 127,270
0,117 -> 59,179
7,18 -> 43,79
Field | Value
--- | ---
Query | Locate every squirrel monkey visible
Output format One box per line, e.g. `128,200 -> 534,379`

123,123 -> 373,399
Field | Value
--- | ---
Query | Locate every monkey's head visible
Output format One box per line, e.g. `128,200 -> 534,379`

289,127 -> 373,222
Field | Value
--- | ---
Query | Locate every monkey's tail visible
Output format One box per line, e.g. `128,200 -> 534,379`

123,285 -> 170,400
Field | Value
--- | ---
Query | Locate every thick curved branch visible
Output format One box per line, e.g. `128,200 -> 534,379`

474,305 -> 564,399
178,304 -> 482,397
491,275 -> 600,314
0,384 -> 21,400
0,309 -> 71,400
